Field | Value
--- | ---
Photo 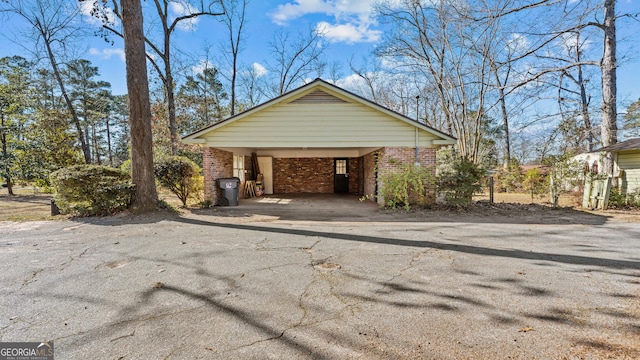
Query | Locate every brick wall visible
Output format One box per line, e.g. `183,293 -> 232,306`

203,147 -> 233,205
348,157 -> 361,194
376,147 -> 438,205
363,151 -> 378,199
273,158 -> 334,193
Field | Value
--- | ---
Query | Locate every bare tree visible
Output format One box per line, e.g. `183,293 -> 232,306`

266,27 -> 326,95
95,0 -> 225,155
218,0 -> 247,115
1,0 -> 91,163
238,63 -> 267,108
376,0 -> 500,163
121,0 -> 157,212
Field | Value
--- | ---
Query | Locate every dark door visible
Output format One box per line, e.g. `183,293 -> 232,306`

334,158 -> 349,193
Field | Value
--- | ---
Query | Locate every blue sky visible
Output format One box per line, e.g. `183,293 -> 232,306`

80,0 -> 388,96
1,0 -> 639,107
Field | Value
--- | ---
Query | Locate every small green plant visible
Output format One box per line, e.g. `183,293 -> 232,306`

522,167 -> 547,202
50,165 -> 134,216
608,187 -> 626,207
154,156 -> 203,207
436,147 -> 486,205
379,162 -> 435,210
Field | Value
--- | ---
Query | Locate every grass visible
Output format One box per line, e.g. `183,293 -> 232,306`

0,185 -> 194,222
0,187 -> 57,222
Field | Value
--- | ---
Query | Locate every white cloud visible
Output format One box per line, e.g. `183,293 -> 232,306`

335,73 -> 368,90
558,32 -> 591,53
316,21 -> 381,44
270,0 -> 383,44
252,63 -> 268,77
89,47 -> 126,61
192,60 -> 214,74
507,33 -> 530,53
80,0 -> 119,26
270,0 -> 335,25
169,2 -> 200,31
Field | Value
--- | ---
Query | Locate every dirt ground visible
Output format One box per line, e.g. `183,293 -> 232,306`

2,187 -> 639,224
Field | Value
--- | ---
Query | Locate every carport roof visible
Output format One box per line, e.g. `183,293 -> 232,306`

592,138 -> 640,153
182,78 -> 456,148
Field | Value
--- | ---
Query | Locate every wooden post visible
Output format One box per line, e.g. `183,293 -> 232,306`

582,174 -> 592,209
602,177 -> 612,210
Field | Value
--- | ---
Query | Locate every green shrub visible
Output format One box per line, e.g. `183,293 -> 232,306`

154,156 -> 203,207
436,148 -> 486,205
544,154 -> 583,207
493,161 -> 523,192
522,168 -> 547,202
50,165 -> 134,216
608,187 -> 640,208
608,187 -> 626,207
120,159 -> 131,173
379,162 -> 436,210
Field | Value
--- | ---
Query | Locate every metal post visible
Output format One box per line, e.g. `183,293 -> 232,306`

489,176 -> 494,204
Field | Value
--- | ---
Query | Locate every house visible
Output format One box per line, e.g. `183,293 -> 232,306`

182,78 -> 457,205
593,138 -> 640,197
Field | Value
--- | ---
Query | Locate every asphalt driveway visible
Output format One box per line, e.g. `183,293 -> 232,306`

1,200 -> 639,359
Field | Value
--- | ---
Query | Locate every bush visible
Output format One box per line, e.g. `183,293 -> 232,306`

50,165 -> 134,216
608,187 -> 640,208
544,154 -> 583,207
522,167 -> 547,202
154,156 -> 203,207
493,161 -> 523,192
436,148 -> 486,205
379,162 -> 436,210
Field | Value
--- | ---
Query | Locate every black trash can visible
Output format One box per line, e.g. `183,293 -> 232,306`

217,177 -> 241,206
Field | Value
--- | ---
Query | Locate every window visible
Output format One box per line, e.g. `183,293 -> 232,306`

233,154 -> 244,182
335,159 -> 347,175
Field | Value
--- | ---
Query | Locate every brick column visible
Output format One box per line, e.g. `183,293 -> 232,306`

203,147 -> 233,205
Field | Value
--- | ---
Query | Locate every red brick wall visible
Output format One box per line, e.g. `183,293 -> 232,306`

348,157 -> 360,194
376,147 -> 438,205
273,158 -> 334,193
203,147 -> 233,205
363,151 -> 378,199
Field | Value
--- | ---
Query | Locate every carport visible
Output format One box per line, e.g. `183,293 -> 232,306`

182,79 -> 456,206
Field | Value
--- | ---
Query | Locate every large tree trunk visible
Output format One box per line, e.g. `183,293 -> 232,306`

122,0 -> 158,212
601,0 -> 617,174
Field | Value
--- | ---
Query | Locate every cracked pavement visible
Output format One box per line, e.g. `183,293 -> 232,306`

1,195 -> 640,359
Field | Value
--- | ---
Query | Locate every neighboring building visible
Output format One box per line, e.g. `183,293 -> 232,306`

572,152 -> 603,175
182,78 -> 457,205
593,138 -> 640,197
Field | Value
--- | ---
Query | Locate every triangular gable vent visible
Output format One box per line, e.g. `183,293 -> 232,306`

290,89 -> 348,104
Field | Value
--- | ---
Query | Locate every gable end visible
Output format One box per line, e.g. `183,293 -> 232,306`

290,89 -> 348,104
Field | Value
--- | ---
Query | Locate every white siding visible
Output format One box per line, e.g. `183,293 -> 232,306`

618,151 -> 640,194
202,102 -> 438,148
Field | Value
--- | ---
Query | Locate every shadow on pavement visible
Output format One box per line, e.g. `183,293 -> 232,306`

171,216 -> 640,271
